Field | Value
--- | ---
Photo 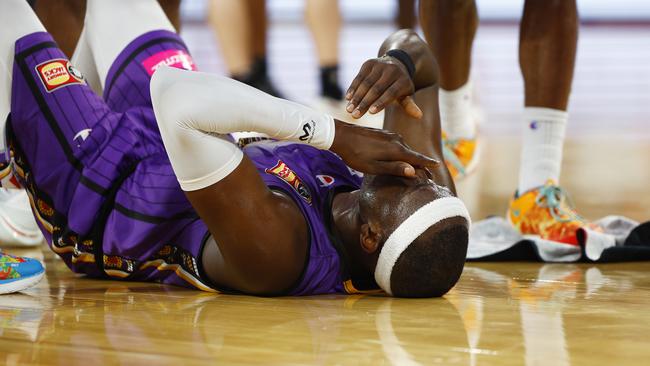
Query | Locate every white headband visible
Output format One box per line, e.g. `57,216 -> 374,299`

374,196 -> 471,295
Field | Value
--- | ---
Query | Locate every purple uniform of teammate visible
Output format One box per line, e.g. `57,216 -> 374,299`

4,30 -> 375,295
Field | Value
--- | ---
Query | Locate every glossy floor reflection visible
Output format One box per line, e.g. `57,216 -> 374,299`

2,252 -> 650,365
2,22 -> 650,365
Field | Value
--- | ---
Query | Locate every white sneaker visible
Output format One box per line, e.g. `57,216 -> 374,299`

0,189 -> 43,247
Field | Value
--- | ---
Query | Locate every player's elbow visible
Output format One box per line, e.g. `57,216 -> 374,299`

150,67 -> 196,132
150,67 -> 182,118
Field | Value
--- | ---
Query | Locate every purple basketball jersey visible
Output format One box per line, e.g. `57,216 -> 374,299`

6,30 -> 378,295
244,142 -> 376,295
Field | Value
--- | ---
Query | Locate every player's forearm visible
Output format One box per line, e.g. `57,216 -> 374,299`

150,67 -> 335,149
150,66 -> 336,191
378,29 -> 438,90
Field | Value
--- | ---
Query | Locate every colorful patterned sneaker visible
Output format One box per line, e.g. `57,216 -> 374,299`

442,131 -> 480,180
0,251 -> 44,294
507,180 -> 597,246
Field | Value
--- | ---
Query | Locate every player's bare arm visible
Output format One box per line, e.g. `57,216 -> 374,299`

346,29 -> 455,191
150,63 -> 441,295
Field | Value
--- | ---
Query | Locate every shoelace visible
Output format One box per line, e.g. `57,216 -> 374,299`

442,139 -> 466,176
0,252 -> 25,262
534,184 -> 583,223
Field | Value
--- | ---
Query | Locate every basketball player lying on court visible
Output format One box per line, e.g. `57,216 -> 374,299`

0,0 -> 469,297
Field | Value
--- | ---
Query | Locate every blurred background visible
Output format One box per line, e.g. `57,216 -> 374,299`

164,0 -> 650,219
179,0 -> 650,139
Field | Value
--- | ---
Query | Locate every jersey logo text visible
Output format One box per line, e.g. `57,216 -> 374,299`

265,160 -> 312,205
35,59 -> 85,92
143,49 -> 197,76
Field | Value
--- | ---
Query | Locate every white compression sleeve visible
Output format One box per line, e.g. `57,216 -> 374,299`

70,26 -> 103,96
85,0 -> 175,88
0,0 -> 46,152
150,66 -> 335,191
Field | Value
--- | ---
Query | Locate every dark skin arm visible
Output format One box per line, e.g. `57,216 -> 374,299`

196,122 -> 441,295
193,72 -> 442,295
345,29 -> 455,191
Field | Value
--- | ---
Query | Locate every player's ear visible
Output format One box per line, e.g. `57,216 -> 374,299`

360,222 -> 382,254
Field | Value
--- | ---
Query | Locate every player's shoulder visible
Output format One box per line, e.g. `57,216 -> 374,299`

245,141 -> 363,193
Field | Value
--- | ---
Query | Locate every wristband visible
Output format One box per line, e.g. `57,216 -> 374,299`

385,49 -> 415,79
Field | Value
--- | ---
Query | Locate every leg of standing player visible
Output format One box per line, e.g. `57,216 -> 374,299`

305,0 -> 344,101
419,0 -> 479,179
395,0 -> 417,29
517,0 -> 578,193
208,0 -> 253,78
208,0 -> 283,97
505,0 -> 586,247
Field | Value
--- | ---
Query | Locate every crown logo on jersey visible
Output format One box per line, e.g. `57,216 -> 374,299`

265,160 -> 312,205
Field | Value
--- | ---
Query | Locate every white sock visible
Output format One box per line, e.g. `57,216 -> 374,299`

518,107 -> 568,193
438,81 -> 476,139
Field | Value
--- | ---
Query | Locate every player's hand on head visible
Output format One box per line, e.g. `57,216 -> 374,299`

330,120 -> 438,178
345,56 -> 423,120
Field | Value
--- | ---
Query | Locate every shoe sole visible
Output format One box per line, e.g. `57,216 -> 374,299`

0,271 -> 44,295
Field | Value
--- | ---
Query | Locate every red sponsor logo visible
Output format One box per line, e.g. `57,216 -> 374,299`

316,174 -> 335,187
142,50 -> 197,76
265,160 -> 312,204
35,59 -> 84,92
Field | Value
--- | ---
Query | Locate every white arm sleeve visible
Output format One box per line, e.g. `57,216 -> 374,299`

150,66 -> 336,191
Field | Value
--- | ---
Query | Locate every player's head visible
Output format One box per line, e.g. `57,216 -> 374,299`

357,169 -> 470,297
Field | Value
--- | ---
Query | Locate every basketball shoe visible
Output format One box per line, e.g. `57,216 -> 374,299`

507,180 -> 597,246
442,131 -> 479,180
0,189 -> 43,247
0,251 -> 44,294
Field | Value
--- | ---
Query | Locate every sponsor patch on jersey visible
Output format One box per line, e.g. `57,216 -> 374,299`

265,160 -> 312,204
316,174 -> 335,187
35,59 -> 85,92
142,49 -> 197,76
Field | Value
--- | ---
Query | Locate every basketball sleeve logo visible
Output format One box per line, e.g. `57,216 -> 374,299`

35,59 -> 85,92
299,120 -> 316,143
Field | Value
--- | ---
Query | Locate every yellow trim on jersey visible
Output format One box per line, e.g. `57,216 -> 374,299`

343,279 -> 384,295
24,188 -> 53,234
0,164 -> 12,180
105,269 -> 130,278
70,252 -> 95,263
13,163 -> 25,180
140,259 -> 218,293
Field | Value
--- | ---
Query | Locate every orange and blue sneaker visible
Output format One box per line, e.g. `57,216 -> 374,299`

507,180 -> 599,248
0,251 -> 44,294
442,131 -> 479,180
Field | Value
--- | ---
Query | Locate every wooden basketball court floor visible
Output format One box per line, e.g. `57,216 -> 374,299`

2,22 -> 650,365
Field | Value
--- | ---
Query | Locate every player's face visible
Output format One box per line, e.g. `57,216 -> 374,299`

359,169 -> 453,231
